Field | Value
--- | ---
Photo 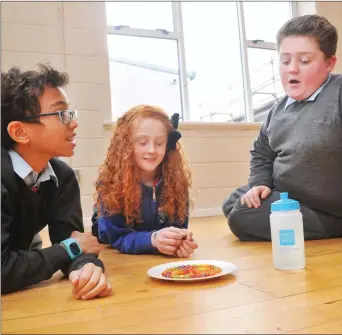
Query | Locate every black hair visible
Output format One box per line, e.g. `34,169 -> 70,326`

1,63 -> 69,149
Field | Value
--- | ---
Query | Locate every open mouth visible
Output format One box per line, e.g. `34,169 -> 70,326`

67,134 -> 76,145
289,79 -> 300,84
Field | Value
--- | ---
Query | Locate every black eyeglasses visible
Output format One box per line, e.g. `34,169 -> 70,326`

22,109 -> 78,125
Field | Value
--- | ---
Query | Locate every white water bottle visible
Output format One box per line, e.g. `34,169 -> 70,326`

270,192 -> 305,270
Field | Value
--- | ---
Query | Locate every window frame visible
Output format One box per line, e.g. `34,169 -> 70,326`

106,2 -> 297,122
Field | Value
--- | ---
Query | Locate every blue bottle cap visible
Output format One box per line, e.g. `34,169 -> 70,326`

271,192 -> 300,212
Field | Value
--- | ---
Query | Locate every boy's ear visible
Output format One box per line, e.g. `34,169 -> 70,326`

7,121 -> 30,145
326,55 -> 337,72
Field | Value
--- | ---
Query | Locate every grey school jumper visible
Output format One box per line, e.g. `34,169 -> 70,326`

222,74 -> 342,241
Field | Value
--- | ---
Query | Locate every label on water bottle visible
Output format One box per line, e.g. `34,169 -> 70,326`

279,229 -> 295,246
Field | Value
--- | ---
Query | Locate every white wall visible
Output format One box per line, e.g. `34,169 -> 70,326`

296,2 -> 317,16
315,2 -> 342,74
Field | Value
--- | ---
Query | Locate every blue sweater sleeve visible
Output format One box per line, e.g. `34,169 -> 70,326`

97,214 -> 158,254
182,216 -> 189,229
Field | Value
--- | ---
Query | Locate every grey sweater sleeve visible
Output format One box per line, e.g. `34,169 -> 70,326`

248,107 -> 277,189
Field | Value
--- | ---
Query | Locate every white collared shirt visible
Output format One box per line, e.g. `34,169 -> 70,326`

8,150 -> 58,188
284,74 -> 332,110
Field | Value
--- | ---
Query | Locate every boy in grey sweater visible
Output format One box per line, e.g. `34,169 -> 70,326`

222,15 -> 342,241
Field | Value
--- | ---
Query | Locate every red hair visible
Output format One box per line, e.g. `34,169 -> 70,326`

96,105 -> 192,225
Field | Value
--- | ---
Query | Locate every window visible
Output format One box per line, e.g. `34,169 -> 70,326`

106,2 -> 174,32
106,2 -> 294,122
244,2 -> 292,43
182,2 -> 245,122
242,2 -> 293,121
248,48 -> 284,122
107,35 -> 181,116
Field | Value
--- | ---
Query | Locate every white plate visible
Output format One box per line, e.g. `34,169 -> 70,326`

147,260 -> 236,282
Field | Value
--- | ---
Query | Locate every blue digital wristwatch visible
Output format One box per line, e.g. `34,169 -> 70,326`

60,238 -> 82,260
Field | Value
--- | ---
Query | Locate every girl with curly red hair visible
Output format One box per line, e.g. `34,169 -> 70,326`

92,105 -> 198,257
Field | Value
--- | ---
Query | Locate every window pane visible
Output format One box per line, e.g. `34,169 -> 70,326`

106,2 -> 174,31
243,2 -> 292,43
248,48 -> 284,122
107,35 -> 181,118
182,2 -> 246,122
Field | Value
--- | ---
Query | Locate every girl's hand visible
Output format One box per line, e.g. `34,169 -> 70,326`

151,227 -> 183,256
176,229 -> 198,258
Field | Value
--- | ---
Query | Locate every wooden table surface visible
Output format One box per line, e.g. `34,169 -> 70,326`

2,216 -> 342,334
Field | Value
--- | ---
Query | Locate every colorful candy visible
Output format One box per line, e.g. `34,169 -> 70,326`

162,264 -> 222,279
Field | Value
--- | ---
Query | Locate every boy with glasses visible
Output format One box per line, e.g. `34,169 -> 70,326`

1,64 -> 112,299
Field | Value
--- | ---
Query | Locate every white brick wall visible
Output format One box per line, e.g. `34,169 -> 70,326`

62,2 -> 112,216
2,23 -> 62,54
2,2 -> 61,26
1,2 -> 63,71
173,123 -> 260,217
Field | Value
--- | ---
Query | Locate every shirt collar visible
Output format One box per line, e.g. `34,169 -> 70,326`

8,149 -> 58,187
284,74 -> 332,110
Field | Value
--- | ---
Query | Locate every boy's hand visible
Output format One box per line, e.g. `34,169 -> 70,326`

176,229 -> 198,258
240,185 -> 271,208
151,227 -> 183,256
71,231 -> 103,255
69,263 -> 112,300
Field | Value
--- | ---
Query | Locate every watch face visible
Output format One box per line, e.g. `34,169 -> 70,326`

70,242 -> 81,255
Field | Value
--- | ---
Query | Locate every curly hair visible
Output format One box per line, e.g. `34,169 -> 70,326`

96,105 -> 192,225
1,63 -> 69,149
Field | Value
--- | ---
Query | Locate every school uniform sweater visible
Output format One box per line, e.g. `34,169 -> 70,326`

1,147 -> 104,294
92,179 -> 189,254
249,73 -> 342,218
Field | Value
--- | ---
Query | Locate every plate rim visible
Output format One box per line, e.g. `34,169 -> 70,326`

147,259 -> 237,282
